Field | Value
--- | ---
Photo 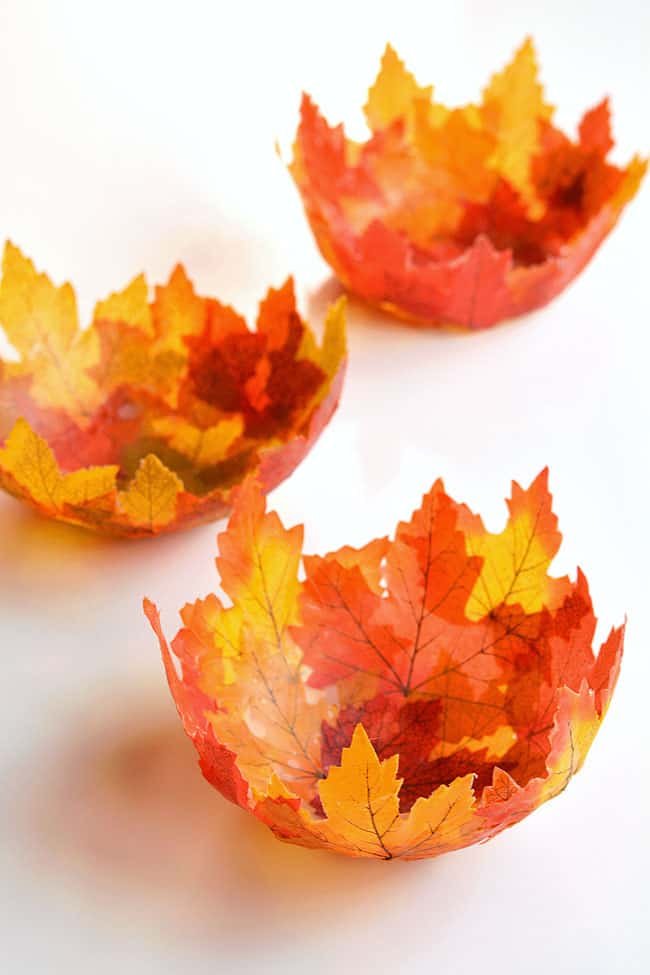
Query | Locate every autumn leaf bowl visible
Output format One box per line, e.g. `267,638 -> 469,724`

145,470 -> 623,860
290,39 -> 646,330
0,243 -> 346,536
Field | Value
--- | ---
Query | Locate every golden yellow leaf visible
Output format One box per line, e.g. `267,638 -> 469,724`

318,295 -> 347,379
0,242 -> 78,358
178,484 -> 329,799
0,242 -> 98,416
364,44 -> 433,131
152,264 -> 206,353
60,465 -> 120,507
462,469 -> 563,620
93,273 -> 153,335
151,415 -> 243,466
481,37 -> 554,206
318,724 -> 402,858
0,418 -> 117,509
0,418 -> 62,506
118,454 -> 182,530
392,774 -> 476,858
92,321 -> 183,402
216,480 -> 303,655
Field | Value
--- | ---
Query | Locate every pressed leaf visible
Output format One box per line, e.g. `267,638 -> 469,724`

290,37 -> 645,328
481,37 -> 554,207
118,454 -> 182,530
0,418 -> 117,510
93,274 -> 153,335
0,245 -> 347,536
460,468 -> 566,620
0,243 -> 98,415
150,416 -> 243,466
147,471 -> 623,859
364,44 -> 433,132
152,264 -> 206,352
318,724 -> 402,858
393,773 -> 476,859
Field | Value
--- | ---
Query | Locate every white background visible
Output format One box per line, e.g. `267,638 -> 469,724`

0,1 -> 648,972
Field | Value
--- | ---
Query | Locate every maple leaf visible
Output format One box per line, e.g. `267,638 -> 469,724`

153,479 -> 332,801
0,418 -> 117,519
290,38 -> 646,329
94,273 -> 153,336
459,468 -> 567,621
0,243 -> 99,416
480,37 -> 554,210
317,723 -> 403,858
146,471 -> 623,859
364,44 -> 433,133
117,454 -> 183,531
0,243 -> 347,536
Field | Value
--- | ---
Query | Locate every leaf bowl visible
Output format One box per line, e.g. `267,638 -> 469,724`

0,243 -> 346,536
290,39 -> 645,329
146,470 -> 622,859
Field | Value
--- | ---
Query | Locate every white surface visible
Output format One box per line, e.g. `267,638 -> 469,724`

0,1 -> 648,972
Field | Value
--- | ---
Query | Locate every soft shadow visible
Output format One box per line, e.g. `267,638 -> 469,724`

307,275 -> 470,341
306,273 -> 536,346
14,685 -> 440,946
0,495 -> 119,599
0,494 -> 216,604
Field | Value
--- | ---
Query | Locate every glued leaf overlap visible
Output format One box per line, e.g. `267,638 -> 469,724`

145,470 -> 623,859
0,244 -> 347,535
290,38 -> 646,329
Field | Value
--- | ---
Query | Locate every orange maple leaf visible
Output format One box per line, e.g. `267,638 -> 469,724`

145,470 -> 623,859
0,244 -> 347,536
290,38 -> 646,329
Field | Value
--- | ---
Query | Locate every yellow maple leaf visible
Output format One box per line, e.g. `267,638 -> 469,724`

317,294 -> 347,379
316,726 -> 476,859
481,37 -> 554,208
151,415 -> 244,466
91,322 -> 183,404
318,724 -> 402,858
0,418 -> 117,509
118,454 -> 183,530
60,465 -> 120,507
178,481 -> 305,697
177,486 -> 329,799
538,683 -> 601,803
392,774 -> 476,859
93,273 -> 153,335
461,470 -> 565,621
216,479 -> 303,656
152,264 -> 206,354
364,44 -> 433,132
0,242 -> 98,417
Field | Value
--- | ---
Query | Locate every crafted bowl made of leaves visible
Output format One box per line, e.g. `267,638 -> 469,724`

146,470 -> 623,860
0,243 -> 346,536
290,39 -> 645,330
